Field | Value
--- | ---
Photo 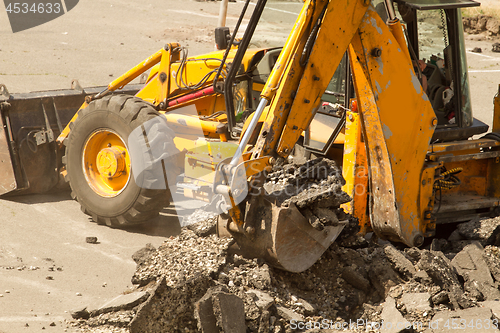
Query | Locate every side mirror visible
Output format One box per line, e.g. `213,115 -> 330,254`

215,27 -> 231,50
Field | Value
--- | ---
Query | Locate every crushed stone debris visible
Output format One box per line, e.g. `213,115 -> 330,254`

183,209 -> 218,236
68,158 -> 500,333
131,229 -> 233,288
264,157 -> 350,231
70,229 -> 500,333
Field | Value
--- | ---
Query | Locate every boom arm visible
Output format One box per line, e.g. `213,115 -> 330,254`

348,7 -> 437,246
251,0 -> 370,160
226,0 -> 437,247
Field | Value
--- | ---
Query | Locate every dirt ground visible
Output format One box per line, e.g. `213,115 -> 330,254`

0,0 -> 500,332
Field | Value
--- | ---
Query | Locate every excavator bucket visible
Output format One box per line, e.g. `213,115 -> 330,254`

0,83 -> 141,196
222,195 -> 348,273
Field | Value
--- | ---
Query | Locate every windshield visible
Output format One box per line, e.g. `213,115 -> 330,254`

416,10 -> 448,62
238,0 -> 303,49
223,0 -> 302,130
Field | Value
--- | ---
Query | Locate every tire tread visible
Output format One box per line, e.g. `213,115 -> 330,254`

63,95 -> 177,227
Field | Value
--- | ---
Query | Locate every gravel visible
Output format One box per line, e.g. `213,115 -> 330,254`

68,157 -> 500,333
131,229 -> 233,288
70,231 -> 500,333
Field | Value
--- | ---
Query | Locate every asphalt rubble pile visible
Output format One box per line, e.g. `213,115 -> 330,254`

262,157 -> 351,232
69,158 -> 500,333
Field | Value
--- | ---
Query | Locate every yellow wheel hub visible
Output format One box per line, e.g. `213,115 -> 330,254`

96,147 -> 126,178
83,130 -> 131,198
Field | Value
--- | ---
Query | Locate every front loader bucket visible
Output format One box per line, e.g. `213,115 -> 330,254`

0,83 -> 142,196
227,196 -> 346,273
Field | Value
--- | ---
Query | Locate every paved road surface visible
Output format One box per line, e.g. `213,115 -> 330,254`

0,190 -> 185,332
0,0 -> 499,332
0,1 -> 300,331
466,40 -> 500,126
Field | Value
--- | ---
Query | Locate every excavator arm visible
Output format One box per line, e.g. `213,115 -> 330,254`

348,6 -> 438,247
3,0 -> 494,273
216,0 -> 438,271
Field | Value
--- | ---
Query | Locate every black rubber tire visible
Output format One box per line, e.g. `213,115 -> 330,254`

63,95 -> 181,227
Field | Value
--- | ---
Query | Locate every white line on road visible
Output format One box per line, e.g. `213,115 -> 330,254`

0,316 -> 66,322
0,274 -> 62,292
69,244 -> 136,265
467,51 -> 500,59
239,1 -> 300,15
167,9 -> 238,20
469,69 -> 500,73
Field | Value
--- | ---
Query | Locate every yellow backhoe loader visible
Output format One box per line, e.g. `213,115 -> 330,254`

1,0 -> 498,273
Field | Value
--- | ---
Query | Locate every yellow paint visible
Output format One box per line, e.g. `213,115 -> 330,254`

52,0 -> 500,247
163,113 -> 226,140
57,45 -> 264,150
251,0 -> 327,158
137,48 -> 265,107
171,93 -> 225,118
182,139 -> 239,200
341,112 -> 369,233
228,204 -> 244,228
420,165 -> 438,236
349,42 -> 402,243
493,84 -> 500,131
430,139 -> 500,154
486,84 -> 500,196
259,0 -> 315,100
241,156 -> 273,178
151,44 -> 180,106
349,7 -> 437,246
96,147 -> 127,178
275,0 -> 369,156
82,129 -> 131,198
387,19 -> 411,63
427,138 -> 500,210
443,160 -> 487,196
341,112 -> 359,214
252,82 -> 265,93
108,49 -> 163,91
56,101 -> 88,145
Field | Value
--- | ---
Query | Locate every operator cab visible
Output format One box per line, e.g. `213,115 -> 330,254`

223,0 -> 484,155
393,0 -> 485,141
301,0 -> 485,157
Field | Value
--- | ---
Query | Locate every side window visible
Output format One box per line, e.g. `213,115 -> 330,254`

304,53 -> 349,152
321,53 -> 347,105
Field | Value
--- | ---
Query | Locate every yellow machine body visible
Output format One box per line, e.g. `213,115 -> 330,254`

2,0 -> 499,272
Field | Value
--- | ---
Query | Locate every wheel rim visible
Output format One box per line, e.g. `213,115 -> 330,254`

82,129 -> 131,198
